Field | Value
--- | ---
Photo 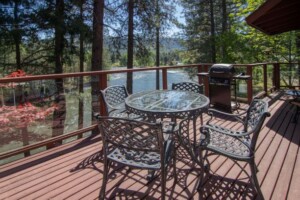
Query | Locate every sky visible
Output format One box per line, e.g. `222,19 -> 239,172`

167,4 -> 185,36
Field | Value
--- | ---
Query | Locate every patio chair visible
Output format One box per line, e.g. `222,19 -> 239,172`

98,116 -> 177,200
195,98 -> 270,199
172,82 -> 205,147
99,85 -> 141,119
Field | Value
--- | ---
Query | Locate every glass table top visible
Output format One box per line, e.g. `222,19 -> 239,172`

125,90 -> 210,114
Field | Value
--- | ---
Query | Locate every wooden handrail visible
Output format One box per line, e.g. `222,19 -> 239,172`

0,64 -> 204,84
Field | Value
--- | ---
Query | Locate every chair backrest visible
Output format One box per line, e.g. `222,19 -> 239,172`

100,85 -> 129,113
172,82 -> 204,94
98,117 -> 165,166
245,98 -> 270,150
177,116 -> 198,160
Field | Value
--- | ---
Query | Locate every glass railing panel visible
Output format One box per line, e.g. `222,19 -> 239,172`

0,77 -> 94,163
234,66 -> 248,99
252,65 -> 264,97
280,63 -> 299,88
267,64 -> 274,90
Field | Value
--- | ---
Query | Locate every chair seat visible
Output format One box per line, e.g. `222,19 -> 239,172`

195,99 -> 270,199
108,147 -> 161,169
107,139 -> 174,170
98,116 -> 176,200
201,125 -> 251,159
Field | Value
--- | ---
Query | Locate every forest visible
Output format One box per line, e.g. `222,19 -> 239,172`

0,0 -> 299,78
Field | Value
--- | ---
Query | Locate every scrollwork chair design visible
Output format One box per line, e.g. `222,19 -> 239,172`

98,116 -> 176,200
178,98 -> 270,199
172,81 -> 204,95
200,98 -> 270,199
99,85 -> 141,119
172,82 -> 205,146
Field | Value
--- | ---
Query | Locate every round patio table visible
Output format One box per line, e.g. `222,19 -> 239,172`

125,90 -> 210,120
126,90 -> 210,173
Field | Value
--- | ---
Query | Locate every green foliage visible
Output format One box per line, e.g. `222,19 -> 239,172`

0,0 -> 298,75
180,0 -> 299,65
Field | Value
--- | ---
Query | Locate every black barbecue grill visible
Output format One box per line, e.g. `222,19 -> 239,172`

198,64 -> 251,113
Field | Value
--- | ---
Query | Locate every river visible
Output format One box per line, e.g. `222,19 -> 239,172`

108,68 -> 196,92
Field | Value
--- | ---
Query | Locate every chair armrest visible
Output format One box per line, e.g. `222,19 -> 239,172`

93,112 -> 100,119
207,108 -> 246,125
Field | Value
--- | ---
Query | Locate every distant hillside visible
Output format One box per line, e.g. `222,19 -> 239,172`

104,36 -> 184,51
160,37 -> 185,50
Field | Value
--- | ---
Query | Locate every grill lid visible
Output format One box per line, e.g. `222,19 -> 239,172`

209,64 -> 235,74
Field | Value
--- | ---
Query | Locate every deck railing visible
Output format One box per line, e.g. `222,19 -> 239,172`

0,62 -> 298,163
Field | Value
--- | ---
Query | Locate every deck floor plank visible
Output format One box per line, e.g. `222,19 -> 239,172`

0,141 -> 100,191
0,141 -> 101,199
260,100 -> 295,199
271,115 -> 300,200
286,120 -> 300,200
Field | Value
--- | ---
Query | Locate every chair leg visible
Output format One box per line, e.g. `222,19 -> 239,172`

197,149 -> 206,191
161,167 -> 166,200
249,161 -> 264,200
99,159 -> 110,200
172,149 -> 177,186
193,117 -> 197,150
147,170 -> 156,182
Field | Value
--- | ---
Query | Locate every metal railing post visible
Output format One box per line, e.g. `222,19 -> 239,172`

246,65 -> 253,104
98,74 -> 107,116
162,68 -> 168,90
198,65 -> 203,85
204,65 -> 209,97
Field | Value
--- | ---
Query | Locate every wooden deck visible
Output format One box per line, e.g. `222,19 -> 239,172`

0,91 -> 299,200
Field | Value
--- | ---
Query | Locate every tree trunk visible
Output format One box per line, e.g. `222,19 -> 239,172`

288,32 -> 292,86
79,0 -> 84,90
21,127 -> 30,157
13,1 -> 21,70
127,0 -> 134,94
221,0 -> 227,61
91,0 -> 104,133
296,32 -> 300,85
78,0 -> 85,133
209,0 -> 216,63
55,0 -> 65,92
50,93 -> 66,148
51,0 -> 65,145
55,0 -> 64,75
92,0 -> 104,73
155,0 -> 160,90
